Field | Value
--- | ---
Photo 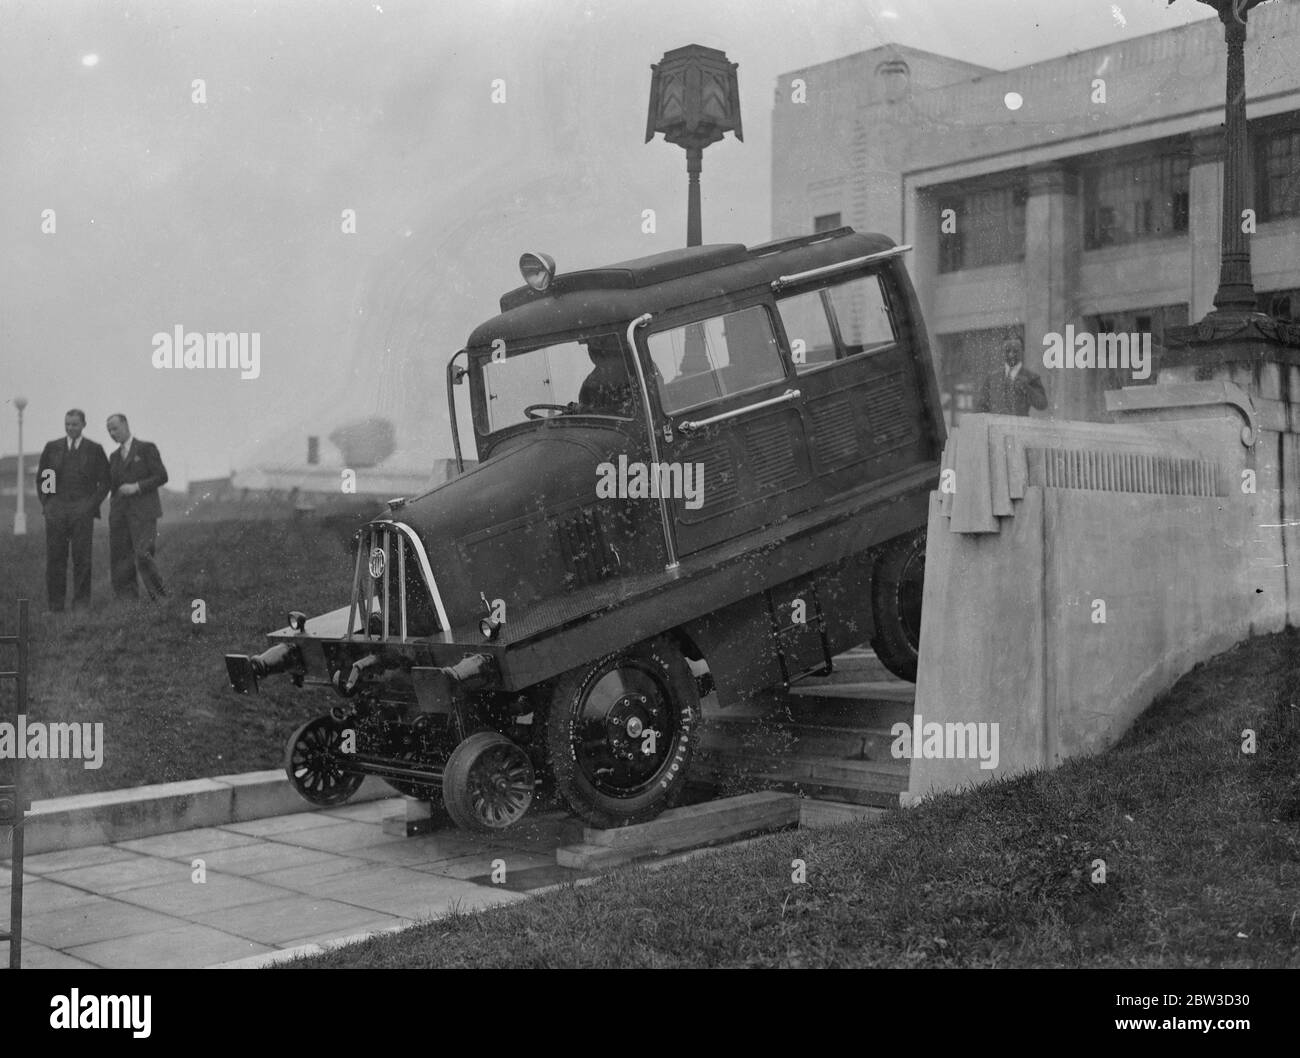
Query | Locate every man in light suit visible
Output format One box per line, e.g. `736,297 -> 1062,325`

106,413 -> 169,600
37,408 -> 111,612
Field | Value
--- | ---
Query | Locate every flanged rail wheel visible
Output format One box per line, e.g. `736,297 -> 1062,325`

543,637 -> 700,830
284,716 -> 365,806
870,528 -> 926,683
442,731 -> 535,832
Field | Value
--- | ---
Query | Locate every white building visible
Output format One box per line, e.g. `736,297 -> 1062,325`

772,5 -> 1300,424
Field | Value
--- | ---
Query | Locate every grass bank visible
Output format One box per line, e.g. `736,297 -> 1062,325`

0,510 -> 364,799
290,629 -> 1300,968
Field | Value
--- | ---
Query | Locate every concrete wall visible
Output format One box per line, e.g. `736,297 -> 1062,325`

771,45 -> 993,240
905,382 -> 1280,802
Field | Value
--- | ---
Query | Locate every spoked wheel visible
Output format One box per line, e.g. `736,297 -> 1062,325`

284,716 -> 365,806
442,731 -> 535,832
543,637 -> 700,829
870,528 -> 926,683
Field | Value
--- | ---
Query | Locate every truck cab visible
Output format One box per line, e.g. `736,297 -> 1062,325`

226,226 -> 944,832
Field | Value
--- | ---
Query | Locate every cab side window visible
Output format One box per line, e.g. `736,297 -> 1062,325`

649,305 -> 786,413
773,289 -> 837,372
777,272 -> 898,373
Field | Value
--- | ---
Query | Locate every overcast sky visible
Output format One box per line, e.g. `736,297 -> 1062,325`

0,0 -> 1219,484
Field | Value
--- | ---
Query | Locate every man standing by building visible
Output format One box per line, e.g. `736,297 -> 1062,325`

974,335 -> 1049,417
105,413 -> 169,601
37,409 -> 111,612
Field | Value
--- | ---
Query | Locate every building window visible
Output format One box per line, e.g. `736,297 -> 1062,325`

1085,303 -> 1187,388
1256,126 -> 1300,221
813,212 -> 842,233
936,183 -> 1026,273
1084,153 -> 1189,249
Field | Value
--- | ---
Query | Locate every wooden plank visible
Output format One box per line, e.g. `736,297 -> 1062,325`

799,799 -> 887,828
572,791 -> 799,853
555,842 -> 638,870
381,796 -> 447,838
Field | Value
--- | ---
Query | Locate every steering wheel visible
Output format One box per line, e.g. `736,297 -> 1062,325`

524,403 -> 572,420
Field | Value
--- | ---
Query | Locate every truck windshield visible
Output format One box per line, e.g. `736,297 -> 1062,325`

472,332 -> 636,433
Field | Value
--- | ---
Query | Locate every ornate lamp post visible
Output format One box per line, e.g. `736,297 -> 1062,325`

1162,0 -> 1300,366
645,45 -> 743,248
13,396 -> 27,536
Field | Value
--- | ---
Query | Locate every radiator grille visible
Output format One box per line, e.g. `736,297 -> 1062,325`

348,522 -> 445,640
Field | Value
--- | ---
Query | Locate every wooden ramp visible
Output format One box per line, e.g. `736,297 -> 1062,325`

692,647 -> 913,809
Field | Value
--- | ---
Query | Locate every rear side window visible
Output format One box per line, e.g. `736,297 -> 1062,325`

777,272 -> 898,374
649,305 -> 786,413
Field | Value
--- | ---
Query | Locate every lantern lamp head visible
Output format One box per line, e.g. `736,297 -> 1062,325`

645,44 -> 743,150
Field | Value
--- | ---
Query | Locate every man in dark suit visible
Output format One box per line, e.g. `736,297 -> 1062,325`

974,336 -> 1049,417
37,409 -> 111,612
105,413 -> 169,600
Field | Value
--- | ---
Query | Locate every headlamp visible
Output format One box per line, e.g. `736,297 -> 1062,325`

519,252 -> 556,292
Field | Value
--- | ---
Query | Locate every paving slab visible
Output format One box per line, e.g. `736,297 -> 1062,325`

186,841 -> 340,878
21,900 -> 186,950
0,939 -> 100,969
65,924 -> 274,970
348,834 -> 494,867
190,895 -> 406,947
110,874 -> 297,917
220,812 -> 342,837
420,851 -> 558,882
248,854 -> 381,893
43,854 -> 180,895
1,877 -> 107,913
20,844 -> 142,874
114,828 -> 264,861
309,865 -> 512,919
282,820 -> 412,854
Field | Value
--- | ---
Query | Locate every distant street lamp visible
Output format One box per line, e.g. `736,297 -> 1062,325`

13,396 -> 27,536
645,44 -> 743,248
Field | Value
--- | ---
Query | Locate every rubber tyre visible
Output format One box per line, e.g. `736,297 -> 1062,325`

542,637 -> 700,830
869,528 -> 926,683
441,731 -> 535,832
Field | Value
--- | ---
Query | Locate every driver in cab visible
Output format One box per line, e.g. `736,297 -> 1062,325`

577,337 -> 635,417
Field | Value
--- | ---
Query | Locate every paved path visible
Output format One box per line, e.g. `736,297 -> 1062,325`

1,798 -> 588,969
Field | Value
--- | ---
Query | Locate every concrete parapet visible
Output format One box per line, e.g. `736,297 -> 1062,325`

908,382 -> 1285,802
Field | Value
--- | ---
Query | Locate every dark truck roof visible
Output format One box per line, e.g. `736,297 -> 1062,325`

466,227 -> 897,348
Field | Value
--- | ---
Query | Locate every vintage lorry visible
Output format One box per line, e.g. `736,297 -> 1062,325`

225,226 -> 945,832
